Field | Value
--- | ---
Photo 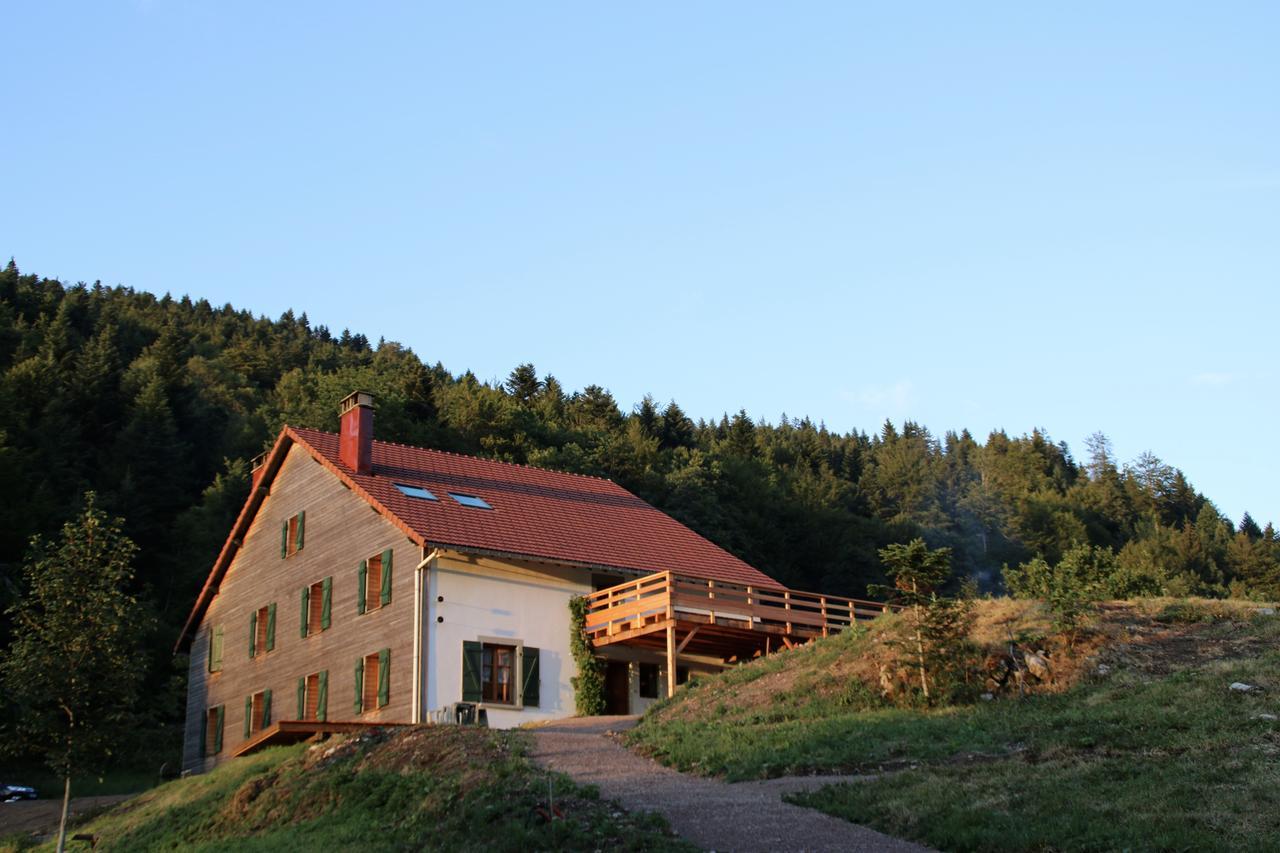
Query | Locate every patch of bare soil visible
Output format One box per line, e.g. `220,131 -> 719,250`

1094,601 -> 1273,676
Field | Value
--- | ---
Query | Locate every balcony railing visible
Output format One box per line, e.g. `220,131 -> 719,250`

583,571 -> 890,644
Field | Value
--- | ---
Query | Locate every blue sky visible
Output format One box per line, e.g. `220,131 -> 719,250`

5,3 -> 1277,524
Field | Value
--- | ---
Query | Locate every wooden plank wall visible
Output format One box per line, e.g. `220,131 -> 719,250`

183,443 -> 420,772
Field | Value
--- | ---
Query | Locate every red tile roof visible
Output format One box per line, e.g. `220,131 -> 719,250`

292,426 -> 782,588
177,426 -> 781,649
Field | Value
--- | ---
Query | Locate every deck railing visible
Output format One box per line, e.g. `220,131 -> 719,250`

583,571 -> 891,643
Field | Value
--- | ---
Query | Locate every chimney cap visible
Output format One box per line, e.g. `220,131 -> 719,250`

339,390 -> 375,414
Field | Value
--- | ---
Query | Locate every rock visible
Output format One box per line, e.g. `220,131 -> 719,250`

1256,713 -> 1278,721
1230,682 -> 1261,693
1256,607 -> 1276,617
1024,651 -> 1051,681
980,692 -> 994,701
1096,664 -> 1112,676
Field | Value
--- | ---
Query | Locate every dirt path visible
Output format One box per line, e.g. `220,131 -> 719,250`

528,716 -> 928,853
0,794 -> 132,840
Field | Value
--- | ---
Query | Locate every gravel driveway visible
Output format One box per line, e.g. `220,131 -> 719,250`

528,716 -> 929,853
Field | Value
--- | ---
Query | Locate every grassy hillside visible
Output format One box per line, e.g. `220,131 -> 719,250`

1,726 -> 690,853
628,598 -> 1280,852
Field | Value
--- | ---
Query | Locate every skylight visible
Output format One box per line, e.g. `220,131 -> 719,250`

395,483 -> 438,501
448,492 -> 492,510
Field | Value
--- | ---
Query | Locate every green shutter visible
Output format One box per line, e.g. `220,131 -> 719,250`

300,586 -> 310,638
297,677 -> 306,719
522,646 -> 540,708
206,627 -> 214,673
207,625 -> 224,674
378,648 -> 390,708
321,577 -> 332,629
354,657 -> 364,714
214,705 -> 224,754
244,696 -> 252,738
296,511 -> 305,551
462,641 -> 483,702
199,710 -> 207,757
211,625 -> 223,672
248,610 -> 257,658
317,670 -> 328,722
266,603 -> 276,652
380,549 -> 393,606
263,689 -> 272,727
357,561 -> 367,615
281,521 -> 288,558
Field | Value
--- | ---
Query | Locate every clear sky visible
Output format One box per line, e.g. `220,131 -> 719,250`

5,3 -> 1277,525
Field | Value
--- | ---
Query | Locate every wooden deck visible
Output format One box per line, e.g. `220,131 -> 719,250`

230,720 -> 409,758
584,572 -> 891,692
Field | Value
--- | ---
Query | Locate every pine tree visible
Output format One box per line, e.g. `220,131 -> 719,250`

871,539 -> 971,703
505,363 -> 542,404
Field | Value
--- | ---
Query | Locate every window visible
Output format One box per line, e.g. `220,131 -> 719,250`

280,511 -> 305,558
297,671 -> 327,721
203,705 -> 224,756
244,689 -> 272,739
354,649 -> 390,714
462,641 -> 540,708
300,578 -> 331,638
357,549 -> 393,614
448,492 -> 492,510
638,663 -> 659,699
395,483 -> 437,501
483,644 -> 516,704
207,624 -> 224,674
248,604 -> 276,658
676,666 -> 690,686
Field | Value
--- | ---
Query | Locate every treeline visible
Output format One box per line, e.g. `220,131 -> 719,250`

2,260 -> 1277,672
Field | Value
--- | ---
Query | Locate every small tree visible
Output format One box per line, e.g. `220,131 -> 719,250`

871,538 -> 973,704
0,493 -> 144,853
1006,543 -> 1112,645
567,596 -> 606,716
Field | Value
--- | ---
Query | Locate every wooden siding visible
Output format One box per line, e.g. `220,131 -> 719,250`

183,444 -> 421,772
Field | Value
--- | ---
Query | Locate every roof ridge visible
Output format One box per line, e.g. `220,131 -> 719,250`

292,426 -> 620,485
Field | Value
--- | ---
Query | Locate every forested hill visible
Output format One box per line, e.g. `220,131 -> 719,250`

2,260 -> 1278,656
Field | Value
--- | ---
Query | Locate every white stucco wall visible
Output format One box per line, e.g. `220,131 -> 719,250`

426,553 -> 590,728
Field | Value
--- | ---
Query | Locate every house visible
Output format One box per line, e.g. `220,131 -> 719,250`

177,391 -> 881,772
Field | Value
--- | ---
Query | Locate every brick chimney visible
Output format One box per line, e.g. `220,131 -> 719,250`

339,391 -> 375,474
250,451 -> 268,491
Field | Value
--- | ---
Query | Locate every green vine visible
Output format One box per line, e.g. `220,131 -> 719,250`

568,595 -> 606,716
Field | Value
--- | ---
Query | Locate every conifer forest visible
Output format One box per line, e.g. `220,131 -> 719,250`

1,260 -> 1277,730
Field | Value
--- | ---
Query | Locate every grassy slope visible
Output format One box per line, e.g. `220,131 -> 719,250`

628,599 -> 1280,852
2,727 -> 691,853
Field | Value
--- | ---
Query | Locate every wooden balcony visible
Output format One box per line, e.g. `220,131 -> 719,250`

584,572 -> 890,691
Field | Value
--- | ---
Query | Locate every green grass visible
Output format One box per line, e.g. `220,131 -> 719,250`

4,727 -> 692,852
629,607 -> 1280,851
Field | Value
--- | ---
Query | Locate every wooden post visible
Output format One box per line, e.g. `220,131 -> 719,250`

666,623 -> 676,698
708,579 -> 716,625
821,596 -> 828,637
785,590 -> 792,635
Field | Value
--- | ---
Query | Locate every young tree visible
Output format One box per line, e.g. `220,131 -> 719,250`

0,493 -> 145,853
872,538 -> 971,703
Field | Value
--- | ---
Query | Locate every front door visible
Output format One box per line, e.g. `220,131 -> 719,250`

604,661 -> 630,714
